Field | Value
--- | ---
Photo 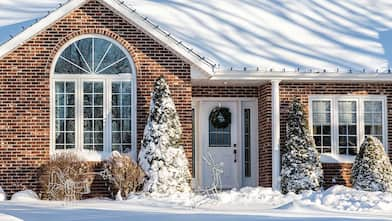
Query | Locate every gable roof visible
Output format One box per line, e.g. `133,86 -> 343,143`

0,0 -> 216,76
1,0 -> 392,79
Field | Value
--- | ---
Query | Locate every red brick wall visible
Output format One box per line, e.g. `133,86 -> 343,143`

258,84 -> 272,187
192,86 -> 258,97
280,82 -> 392,187
0,0 -> 192,197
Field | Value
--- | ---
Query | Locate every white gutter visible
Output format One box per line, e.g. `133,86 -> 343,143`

211,71 -> 392,81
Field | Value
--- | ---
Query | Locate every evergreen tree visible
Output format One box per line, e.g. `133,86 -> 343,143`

351,136 -> 392,192
138,77 -> 191,194
281,98 -> 323,194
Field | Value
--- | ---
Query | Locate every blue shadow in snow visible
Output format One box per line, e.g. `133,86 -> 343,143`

379,30 -> 392,69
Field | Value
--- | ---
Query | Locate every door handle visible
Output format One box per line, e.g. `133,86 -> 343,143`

233,144 -> 237,163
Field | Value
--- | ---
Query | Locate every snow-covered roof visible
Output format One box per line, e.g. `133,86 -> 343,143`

0,0 -> 216,76
1,0 -> 392,75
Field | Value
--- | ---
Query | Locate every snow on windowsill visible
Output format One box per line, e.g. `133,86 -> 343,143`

52,150 -> 133,162
320,154 -> 355,164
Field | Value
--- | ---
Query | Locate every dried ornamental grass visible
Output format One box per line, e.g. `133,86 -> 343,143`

38,152 -> 94,200
102,151 -> 144,199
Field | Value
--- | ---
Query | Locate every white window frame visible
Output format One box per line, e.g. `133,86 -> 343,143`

309,95 -> 388,163
50,34 -> 137,161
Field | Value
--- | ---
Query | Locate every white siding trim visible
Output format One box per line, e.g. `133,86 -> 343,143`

271,80 -> 281,191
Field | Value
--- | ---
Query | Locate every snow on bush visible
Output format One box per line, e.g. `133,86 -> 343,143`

10,190 -> 39,202
102,151 -> 144,200
0,187 -> 5,201
351,136 -> 392,192
281,98 -> 323,194
138,77 -> 191,194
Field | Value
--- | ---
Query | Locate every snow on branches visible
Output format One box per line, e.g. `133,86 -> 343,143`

351,136 -> 392,192
281,98 -> 323,194
138,77 -> 191,195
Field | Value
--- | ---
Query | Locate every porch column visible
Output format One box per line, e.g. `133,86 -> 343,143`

271,80 -> 281,191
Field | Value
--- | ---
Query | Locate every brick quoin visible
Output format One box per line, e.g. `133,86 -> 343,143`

0,0 -> 192,197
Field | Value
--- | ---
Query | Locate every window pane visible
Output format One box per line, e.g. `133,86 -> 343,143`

93,38 -> 112,71
83,81 -> 104,151
55,81 -> 75,150
54,37 -> 132,75
364,101 -> 383,142
56,94 -> 64,106
338,101 -> 357,156
311,100 -> 331,153
111,81 -> 133,153
244,109 -> 251,177
208,108 -> 231,147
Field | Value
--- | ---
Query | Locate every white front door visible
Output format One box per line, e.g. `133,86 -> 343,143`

200,101 -> 239,189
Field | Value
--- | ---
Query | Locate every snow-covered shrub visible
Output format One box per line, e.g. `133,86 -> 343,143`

351,136 -> 392,192
102,151 -> 144,199
11,190 -> 39,202
281,98 -> 323,194
138,77 -> 191,194
38,152 -> 94,200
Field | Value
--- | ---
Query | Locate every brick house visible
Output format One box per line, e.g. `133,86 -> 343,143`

0,0 -> 391,196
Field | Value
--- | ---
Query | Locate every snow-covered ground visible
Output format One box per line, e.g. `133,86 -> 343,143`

1,186 -> 392,221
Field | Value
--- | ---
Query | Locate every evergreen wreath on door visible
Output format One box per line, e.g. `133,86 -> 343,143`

209,107 -> 231,128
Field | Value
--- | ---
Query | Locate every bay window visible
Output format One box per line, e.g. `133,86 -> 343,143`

51,35 -> 136,159
309,96 -> 387,159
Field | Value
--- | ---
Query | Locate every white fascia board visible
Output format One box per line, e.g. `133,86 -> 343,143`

0,0 -> 88,60
212,71 -> 392,82
100,0 -> 214,77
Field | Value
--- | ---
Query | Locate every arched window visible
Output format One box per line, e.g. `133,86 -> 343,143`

51,35 -> 136,159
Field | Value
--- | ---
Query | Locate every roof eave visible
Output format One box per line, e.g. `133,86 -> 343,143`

211,71 -> 392,82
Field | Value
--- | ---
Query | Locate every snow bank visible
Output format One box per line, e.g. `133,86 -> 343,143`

0,187 -> 5,201
0,213 -> 22,221
125,186 -> 392,213
315,185 -> 392,212
11,190 -> 39,202
215,187 -> 287,207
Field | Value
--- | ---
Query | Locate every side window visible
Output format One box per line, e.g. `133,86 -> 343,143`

364,101 -> 383,142
338,101 -> 357,155
312,101 -> 332,154
310,96 -> 386,158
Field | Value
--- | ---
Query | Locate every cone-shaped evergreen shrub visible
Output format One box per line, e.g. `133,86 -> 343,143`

281,98 -> 323,194
138,77 -> 191,194
351,136 -> 392,192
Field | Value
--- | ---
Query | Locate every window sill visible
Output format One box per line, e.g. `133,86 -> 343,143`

52,149 -> 133,161
320,154 -> 356,164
